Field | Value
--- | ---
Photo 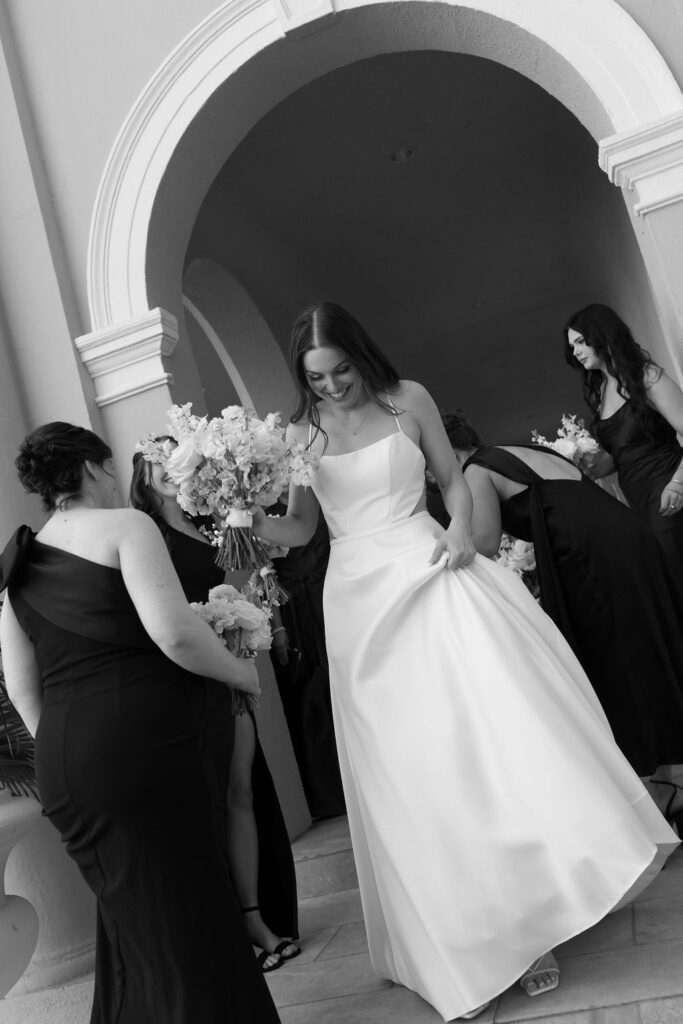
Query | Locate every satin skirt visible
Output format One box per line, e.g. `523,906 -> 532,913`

323,511 -> 678,1020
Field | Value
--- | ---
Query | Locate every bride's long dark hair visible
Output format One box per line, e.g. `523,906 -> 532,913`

563,304 -> 661,436
289,302 -> 401,445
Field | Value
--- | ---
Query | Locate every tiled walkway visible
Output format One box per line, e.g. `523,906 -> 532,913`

273,817 -> 683,1024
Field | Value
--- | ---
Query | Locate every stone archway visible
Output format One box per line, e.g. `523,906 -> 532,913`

85,0 -> 683,333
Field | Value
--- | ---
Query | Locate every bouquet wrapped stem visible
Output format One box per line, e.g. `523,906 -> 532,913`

215,509 -> 270,572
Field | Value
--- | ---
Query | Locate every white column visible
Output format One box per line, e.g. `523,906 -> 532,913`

74,308 -> 181,492
600,111 -> 683,373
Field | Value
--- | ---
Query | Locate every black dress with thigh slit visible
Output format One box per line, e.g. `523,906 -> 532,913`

162,524 -> 299,941
0,526 -> 280,1024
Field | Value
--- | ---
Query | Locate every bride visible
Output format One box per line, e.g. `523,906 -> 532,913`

251,301 -> 678,1021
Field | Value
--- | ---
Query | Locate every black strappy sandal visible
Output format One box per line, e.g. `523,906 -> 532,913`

242,905 -> 301,969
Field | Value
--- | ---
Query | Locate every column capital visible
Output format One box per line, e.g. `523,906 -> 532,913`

599,110 -> 683,216
75,308 -> 178,408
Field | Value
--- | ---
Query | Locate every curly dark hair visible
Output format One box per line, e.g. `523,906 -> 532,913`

15,422 -> 112,511
289,302 -> 401,446
564,304 -> 661,436
441,410 -> 481,451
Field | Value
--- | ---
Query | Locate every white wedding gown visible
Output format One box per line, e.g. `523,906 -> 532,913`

312,413 -> 678,1021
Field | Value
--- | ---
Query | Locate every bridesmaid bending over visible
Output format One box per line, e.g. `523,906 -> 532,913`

0,422 -> 279,1024
564,303 -> 683,576
446,409 -> 683,825
249,301 -> 678,1021
129,441 -> 300,973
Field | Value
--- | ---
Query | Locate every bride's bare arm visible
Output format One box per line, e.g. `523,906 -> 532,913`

116,512 -> 258,694
251,424 -> 320,547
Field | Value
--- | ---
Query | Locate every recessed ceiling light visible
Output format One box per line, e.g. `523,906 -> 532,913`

389,147 -> 415,163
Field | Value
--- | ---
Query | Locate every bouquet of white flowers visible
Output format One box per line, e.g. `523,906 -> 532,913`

160,403 -> 318,586
191,583 -> 272,715
531,413 -> 600,467
494,533 -> 538,597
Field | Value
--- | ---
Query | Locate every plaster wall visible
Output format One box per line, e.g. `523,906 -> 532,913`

3,0 -> 666,340
1,0 -> 223,332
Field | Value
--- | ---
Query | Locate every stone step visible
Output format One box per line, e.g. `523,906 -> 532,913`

292,815 -> 358,900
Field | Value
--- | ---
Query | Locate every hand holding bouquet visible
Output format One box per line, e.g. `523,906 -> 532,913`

191,583 -> 272,715
161,404 -> 319,598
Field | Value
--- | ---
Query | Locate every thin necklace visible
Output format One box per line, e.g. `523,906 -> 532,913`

332,402 -> 372,436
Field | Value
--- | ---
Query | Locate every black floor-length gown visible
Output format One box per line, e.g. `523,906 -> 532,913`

269,508 -> 345,820
162,523 -> 299,940
0,526 -> 280,1024
465,446 -> 683,776
597,401 -> 683,577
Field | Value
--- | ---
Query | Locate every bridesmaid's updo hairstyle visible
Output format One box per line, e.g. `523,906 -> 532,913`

289,301 -> 401,442
441,411 -> 481,452
563,304 -> 660,438
16,421 -> 112,511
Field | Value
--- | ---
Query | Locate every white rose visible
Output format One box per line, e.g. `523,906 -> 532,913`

166,440 -> 203,485
552,438 -> 577,461
244,621 -> 272,651
233,600 -> 267,631
208,584 -> 242,603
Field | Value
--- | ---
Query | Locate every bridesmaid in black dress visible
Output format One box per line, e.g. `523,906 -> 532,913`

445,412 -> 683,792
0,422 -> 279,1024
129,443 -> 299,973
564,304 -> 683,578
267,498 -> 345,821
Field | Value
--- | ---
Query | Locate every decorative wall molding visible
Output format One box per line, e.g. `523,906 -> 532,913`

86,0 -> 683,334
599,111 -> 683,216
87,0 -> 282,330
270,0 -> 335,34
75,308 -> 178,409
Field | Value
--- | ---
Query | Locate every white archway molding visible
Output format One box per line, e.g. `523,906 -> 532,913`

86,0 -> 683,333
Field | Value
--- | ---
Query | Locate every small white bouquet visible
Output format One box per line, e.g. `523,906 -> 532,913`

191,582 -> 272,715
531,414 -> 600,468
160,403 -> 318,590
494,533 -> 536,577
494,533 -> 538,598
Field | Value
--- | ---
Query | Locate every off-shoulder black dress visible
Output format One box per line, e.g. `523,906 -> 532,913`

0,527 -> 280,1024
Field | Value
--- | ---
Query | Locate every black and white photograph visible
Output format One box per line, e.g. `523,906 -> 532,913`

1,2 -> 683,1022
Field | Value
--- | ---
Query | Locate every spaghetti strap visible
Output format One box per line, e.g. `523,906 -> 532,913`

385,393 -> 404,433
308,420 -> 313,447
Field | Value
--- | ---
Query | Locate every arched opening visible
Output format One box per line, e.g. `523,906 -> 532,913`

82,0 -> 683,439
185,48 -> 664,438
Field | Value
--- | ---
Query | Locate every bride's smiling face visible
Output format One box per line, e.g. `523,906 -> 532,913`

302,346 -> 365,407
